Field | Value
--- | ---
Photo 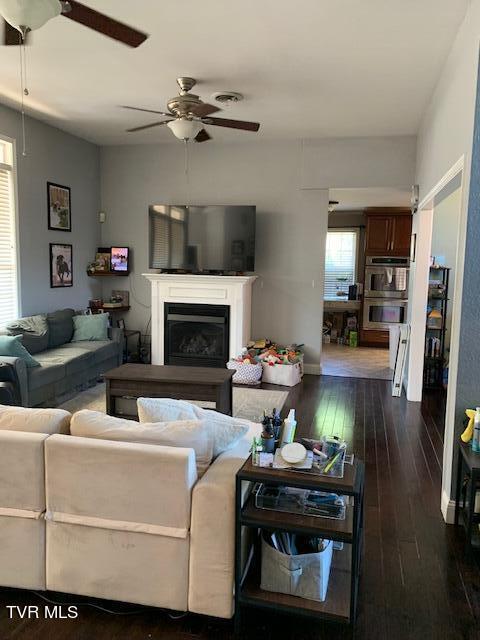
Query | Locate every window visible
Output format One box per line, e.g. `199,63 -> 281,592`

0,137 -> 18,327
324,229 -> 358,300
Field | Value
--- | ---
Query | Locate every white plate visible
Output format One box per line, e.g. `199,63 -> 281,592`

281,442 -> 307,464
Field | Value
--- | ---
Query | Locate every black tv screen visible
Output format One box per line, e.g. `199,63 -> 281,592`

149,205 -> 256,272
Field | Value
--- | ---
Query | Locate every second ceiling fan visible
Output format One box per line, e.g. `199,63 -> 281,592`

1,0 -> 148,47
123,77 -> 260,142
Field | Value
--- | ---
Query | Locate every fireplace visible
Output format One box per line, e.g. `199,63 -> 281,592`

164,303 -> 230,368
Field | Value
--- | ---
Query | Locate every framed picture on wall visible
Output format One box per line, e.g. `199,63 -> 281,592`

47,182 -> 71,231
50,243 -> 73,288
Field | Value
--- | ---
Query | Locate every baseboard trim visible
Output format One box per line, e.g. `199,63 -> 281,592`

304,364 -> 321,375
441,490 -> 456,524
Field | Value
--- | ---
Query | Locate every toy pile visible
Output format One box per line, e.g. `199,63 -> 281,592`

236,339 -> 304,367
227,339 -> 304,387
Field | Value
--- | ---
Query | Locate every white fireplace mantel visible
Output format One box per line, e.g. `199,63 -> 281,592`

143,273 -> 257,365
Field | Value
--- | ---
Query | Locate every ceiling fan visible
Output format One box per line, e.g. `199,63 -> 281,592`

1,0 -> 148,47
122,77 -> 260,142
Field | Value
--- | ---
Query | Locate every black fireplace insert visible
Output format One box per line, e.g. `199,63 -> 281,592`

164,303 -> 230,368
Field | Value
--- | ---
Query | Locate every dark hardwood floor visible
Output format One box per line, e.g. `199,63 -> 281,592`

1,375 -> 479,639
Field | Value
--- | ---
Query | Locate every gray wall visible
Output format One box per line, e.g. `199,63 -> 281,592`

100,137 -> 415,370
100,140 -> 329,369
0,104 -> 101,316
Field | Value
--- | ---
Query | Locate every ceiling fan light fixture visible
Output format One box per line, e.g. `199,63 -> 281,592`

0,0 -> 61,32
167,118 -> 204,141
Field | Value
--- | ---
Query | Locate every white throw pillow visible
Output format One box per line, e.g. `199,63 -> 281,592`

136,398 -> 250,458
137,397 -> 197,423
0,404 -> 71,434
70,410 -> 213,477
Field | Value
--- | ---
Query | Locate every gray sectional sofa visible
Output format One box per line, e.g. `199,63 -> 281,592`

0,309 -> 123,407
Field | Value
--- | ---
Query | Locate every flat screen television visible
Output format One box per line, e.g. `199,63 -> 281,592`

149,205 -> 256,273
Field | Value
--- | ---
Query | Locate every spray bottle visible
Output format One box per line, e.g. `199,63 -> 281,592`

472,407 -> 480,454
281,409 -> 297,447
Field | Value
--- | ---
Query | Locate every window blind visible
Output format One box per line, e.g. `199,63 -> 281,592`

149,211 -> 186,269
0,161 -> 18,328
324,230 -> 357,300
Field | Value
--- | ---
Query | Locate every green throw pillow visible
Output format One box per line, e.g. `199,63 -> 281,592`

0,334 -> 40,368
72,313 -> 109,342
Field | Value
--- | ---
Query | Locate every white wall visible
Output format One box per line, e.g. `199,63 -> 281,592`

100,137 -> 415,371
0,104 -> 101,315
416,1 -> 480,197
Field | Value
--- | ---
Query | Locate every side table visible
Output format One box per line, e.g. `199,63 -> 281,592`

454,440 -> 480,549
123,329 -> 142,363
234,456 -> 364,634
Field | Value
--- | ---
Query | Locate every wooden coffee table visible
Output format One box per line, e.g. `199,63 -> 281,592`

104,364 -> 234,419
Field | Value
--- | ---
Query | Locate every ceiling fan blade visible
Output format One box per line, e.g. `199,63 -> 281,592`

195,129 -> 212,143
3,20 -> 26,45
126,120 -> 172,133
62,0 -> 148,48
190,103 -> 221,118
121,105 -> 172,117
201,117 -> 260,132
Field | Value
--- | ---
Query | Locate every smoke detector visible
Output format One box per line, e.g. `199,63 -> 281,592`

212,91 -> 244,106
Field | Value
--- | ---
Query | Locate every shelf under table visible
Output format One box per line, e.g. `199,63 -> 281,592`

241,493 -> 354,543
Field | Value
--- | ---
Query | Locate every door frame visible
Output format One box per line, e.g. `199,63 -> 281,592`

405,156 -> 468,522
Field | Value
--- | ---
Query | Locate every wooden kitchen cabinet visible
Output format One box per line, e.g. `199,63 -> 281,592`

365,208 -> 412,257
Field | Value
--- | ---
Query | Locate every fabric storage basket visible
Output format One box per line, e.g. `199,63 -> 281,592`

261,362 -> 302,387
260,535 -> 333,602
226,360 -> 262,385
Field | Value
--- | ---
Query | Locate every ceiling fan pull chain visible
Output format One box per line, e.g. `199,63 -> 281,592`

184,139 -> 191,205
18,36 -> 28,157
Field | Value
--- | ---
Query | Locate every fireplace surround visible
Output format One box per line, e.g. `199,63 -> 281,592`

144,273 -> 257,366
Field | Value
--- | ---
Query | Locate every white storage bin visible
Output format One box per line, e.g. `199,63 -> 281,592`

260,535 -> 333,602
261,362 -> 302,387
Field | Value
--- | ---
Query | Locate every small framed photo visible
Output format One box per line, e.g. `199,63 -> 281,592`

117,318 -> 126,330
50,243 -> 73,288
47,182 -> 71,231
95,252 -> 111,272
111,247 -> 129,273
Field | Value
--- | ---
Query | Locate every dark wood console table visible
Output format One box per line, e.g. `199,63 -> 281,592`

104,364 -> 234,418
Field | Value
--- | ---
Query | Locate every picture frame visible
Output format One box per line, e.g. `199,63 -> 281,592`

47,182 -> 71,232
50,243 -> 73,288
117,318 -> 126,330
110,246 -> 130,273
95,252 -> 111,272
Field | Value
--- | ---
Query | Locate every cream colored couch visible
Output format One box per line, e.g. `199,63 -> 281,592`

0,404 -> 259,619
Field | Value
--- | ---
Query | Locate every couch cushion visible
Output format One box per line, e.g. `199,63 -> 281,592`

7,315 -> 49,355
59,340 -> 117,365
27,361 -> 65,391
137,398 -> 250,458
46,309 -> 75,348
34,346 -> 95,377
72,313 -> 109,342
0,335 -> 40,368
0,405 -> 71,434
70,410 -> 213,477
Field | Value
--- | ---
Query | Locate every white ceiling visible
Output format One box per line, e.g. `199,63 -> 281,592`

0,0 -> 468,145
329,187 -> 412,211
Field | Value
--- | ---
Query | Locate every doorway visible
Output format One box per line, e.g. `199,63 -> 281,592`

406,159 -> 467,522
321,187 -> 411,380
